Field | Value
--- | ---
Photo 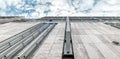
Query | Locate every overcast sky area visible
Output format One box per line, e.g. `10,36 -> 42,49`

0,0 -> 120,18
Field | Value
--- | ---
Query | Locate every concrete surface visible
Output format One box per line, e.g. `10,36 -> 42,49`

32,22 -> 120,59
32,23 -> 65,59
72,22 -> 120,59
1,21 -> 120,59
0,22 -> 39,42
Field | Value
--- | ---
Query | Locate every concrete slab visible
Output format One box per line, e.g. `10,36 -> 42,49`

0,22 -> 39,42
31,22 -> 120,59
32,23 -> 65,59
71,22 -> 120,59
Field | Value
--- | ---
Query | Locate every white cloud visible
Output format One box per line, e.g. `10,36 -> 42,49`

0,0 -> 120,18
0,0 -> 6,9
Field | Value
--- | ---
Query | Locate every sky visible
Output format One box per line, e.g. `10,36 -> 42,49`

0,0 -> 120,18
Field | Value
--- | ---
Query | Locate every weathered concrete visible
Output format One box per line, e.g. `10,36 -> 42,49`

71,22 -> 120,59
32,22 -> 120,59
32,23 -> 65,59
0,20 -> 120,59
0,22 -> 40,42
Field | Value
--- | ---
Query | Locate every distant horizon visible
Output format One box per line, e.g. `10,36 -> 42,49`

1,15 -> 120,19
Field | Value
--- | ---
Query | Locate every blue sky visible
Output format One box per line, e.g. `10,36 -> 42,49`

0,0 -> 120,18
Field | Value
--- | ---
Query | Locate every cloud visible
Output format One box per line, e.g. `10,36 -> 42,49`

0,0 -> 120,18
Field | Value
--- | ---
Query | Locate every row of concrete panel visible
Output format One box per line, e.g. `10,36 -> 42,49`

0,23 -> 46,53
14,23 -> 56,59
0,23 -> 57,59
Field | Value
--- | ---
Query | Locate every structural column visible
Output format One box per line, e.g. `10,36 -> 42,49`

62,17 -> 74,59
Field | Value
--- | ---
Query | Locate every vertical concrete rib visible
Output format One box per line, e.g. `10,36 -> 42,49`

62,17 -> 74,59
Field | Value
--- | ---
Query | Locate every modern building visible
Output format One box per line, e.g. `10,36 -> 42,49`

0,16 -> 120,59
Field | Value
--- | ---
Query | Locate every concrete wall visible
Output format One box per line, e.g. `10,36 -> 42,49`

38,16 -> 120,23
